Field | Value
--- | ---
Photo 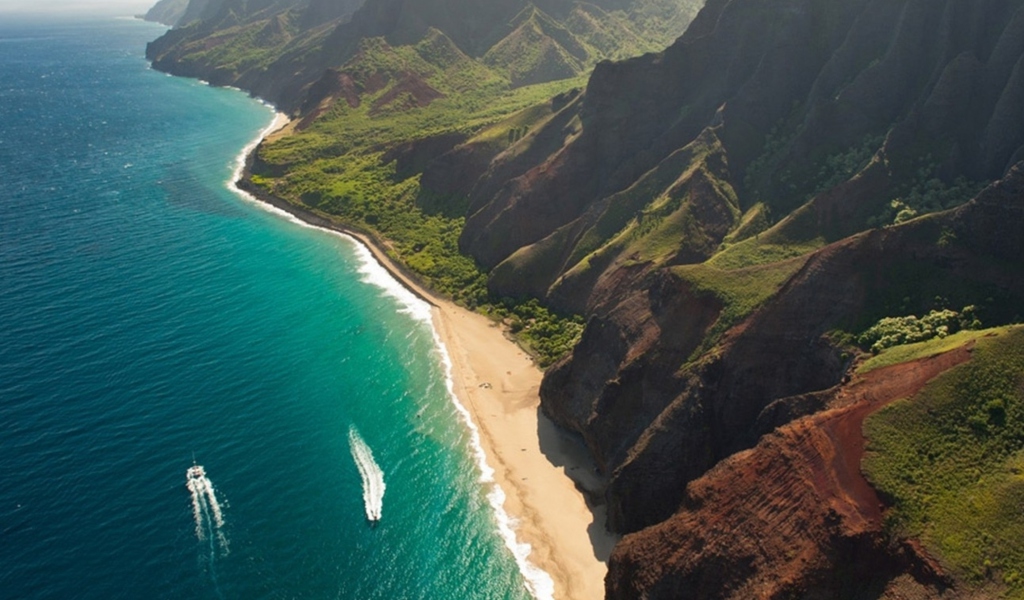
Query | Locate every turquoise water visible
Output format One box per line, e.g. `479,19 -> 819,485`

0,16 -> 535,599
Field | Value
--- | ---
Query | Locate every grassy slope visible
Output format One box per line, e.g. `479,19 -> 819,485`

239,0 -> 1001,372
863,326 -> 1024,595
250,32 -> 587,365
670,256 -> 810,358
239,6 -> 709,369
151,1 -> 709,369
857,328 -> 1007,374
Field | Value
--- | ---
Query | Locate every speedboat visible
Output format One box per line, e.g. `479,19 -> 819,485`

187,463 -> 206,482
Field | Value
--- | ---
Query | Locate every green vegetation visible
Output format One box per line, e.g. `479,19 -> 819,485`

708,191 -> 826,270
164,10 -> 319,79
484,9 -> 587,86
486,299 -> 585,368
672,255 -> 809,358
550,132 -> 746,295
869,156 -> 987,227
743,123 -> 796,202
708,234 -> 823,270
807,134 -> 884,198
721,202 -> 771,244
857,306 -> 983,354
830,225 -> 1022,336
608,170 -> 737,267
741,124 -> 884,215
863,327 -> 1024,595
250,34 -> 590,366
151,0 -> 706,369
858,327 -> 1009,374
742,121 -> 986,239
258,38 -> 585,167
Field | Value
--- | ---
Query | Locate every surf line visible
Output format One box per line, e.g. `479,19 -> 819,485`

348,426 -> 386,523
347,244 -> 557,600
227,112 -> 556,600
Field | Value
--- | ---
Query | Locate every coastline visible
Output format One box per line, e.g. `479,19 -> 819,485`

233,115 -> 618,600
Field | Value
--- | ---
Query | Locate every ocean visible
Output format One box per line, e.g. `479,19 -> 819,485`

0,15 -> 538,599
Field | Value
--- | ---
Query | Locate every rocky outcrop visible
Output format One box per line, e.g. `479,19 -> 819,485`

540,269 -> 725,472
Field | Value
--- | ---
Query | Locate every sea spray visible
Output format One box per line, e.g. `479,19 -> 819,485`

200,478 -> 225,529
347,427 -> 386,522
186,465 -> 228,599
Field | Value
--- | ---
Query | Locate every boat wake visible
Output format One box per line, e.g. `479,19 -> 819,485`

186,463 -> 229,554
348,426 -> 385,523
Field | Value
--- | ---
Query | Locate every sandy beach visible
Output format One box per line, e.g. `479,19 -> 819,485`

429,300 -> 618,600
239,117 -> 618,600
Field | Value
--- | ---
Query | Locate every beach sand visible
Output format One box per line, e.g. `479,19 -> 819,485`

433,305 -> 618,600
241,116 -> 618,600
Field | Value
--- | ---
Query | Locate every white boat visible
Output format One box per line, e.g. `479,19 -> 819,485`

187,463 -> 206,483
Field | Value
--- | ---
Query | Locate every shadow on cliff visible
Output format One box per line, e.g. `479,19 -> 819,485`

535,406 -> 619,562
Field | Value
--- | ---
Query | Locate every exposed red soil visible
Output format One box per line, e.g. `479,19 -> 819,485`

369,72 -> 443,116
335,72 -> 363,108
607,344 -> 974,599
826,344 -> 975,527
297,71 -> 360,129
298,70 -> 396,129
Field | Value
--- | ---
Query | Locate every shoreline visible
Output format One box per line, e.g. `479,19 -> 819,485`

233,115 -> 618,600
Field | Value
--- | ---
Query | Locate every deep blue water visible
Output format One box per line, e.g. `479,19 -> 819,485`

0,16 -> 534,599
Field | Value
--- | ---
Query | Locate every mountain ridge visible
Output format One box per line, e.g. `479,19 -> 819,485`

145,0 -> 700,112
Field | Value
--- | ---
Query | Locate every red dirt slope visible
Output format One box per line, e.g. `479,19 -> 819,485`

607,345 -> 974,599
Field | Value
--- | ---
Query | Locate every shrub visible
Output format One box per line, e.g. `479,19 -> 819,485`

858,306 -> 981,353
495,298 -> 584,367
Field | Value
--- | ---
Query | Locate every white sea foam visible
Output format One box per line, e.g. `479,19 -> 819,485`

229,110 -> 289,192
348,427 -> 386,522
227,112 -> 338,238
349,242 -> 433,324
431,333 -> 556,600
187,465 -> 228,553
344,238 -> 555,597
187,477 -> 206,541
226,110 -> 555,600
203,479 -> 225,529
226,110 -> 433,325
